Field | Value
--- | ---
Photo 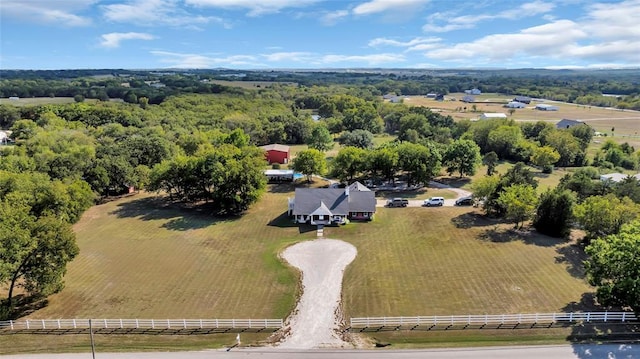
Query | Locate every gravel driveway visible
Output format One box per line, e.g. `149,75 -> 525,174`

277,239 -> 357,349
376,181 -> 472,207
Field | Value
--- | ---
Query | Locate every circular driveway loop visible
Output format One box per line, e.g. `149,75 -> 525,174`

278,239 -> 357,349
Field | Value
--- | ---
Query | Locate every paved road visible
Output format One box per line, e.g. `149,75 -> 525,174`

4,344 -> 639,358
377,181 -> 472,207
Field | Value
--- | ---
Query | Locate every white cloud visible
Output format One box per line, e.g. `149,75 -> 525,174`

184,0 -> 319,16
261,52 -> 314,62
320,10 -> 349,25
352,0 -> 430,16
368,36 -> 440,48
151,51 -> 260,68
423,1 -> 555,32
100,32 -> 155,48
102,0 -> 231,28
0,0 -> 96,26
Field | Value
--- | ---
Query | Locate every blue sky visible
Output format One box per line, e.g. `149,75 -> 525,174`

1,0 -> 639,70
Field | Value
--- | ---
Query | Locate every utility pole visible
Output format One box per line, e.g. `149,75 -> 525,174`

89,319 -> 96,359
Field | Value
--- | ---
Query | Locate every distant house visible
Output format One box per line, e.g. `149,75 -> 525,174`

265,169 -> 295,182
8,97 -> 19,100
513,96 -> 532,104
535,104 -> 559,111
389,96 -> 403,103
0,131 -> 8,145
556,119 -> 586,129
382,93 -> 396,100
260,143 -> 290,164
599,173 -> 638,183
287,182 -> 376,225
505,101 -> 527,108
465,88 -> 481,95
479,113 -> 508,120
425,93 -> 438,98
311,115 -> 321,121
434,94 -> 445,101
461,95 -> 475,103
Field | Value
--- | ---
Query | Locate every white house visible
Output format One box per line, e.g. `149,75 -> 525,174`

465,88 -> 481,95
479,113 -> 508,120
600,173 -> 638,183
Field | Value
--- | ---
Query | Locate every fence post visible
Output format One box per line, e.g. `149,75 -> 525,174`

199,319 -> 203,329
586,312 -> 591,322
73,319 -> 77,329
151,319 -> 155,329
120,319 -> 123,328
622,312 -> 627,322
183,319 -> 187,329
604,311 -> 608,322
167,319 -> 170,329
10,320 -> 14,330
570,312 -> 574,322
57,319 -> 61,329
26,320 -> 30,329
136,319 -> 139,329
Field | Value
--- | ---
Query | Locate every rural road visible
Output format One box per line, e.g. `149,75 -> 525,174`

4,344 -> 639,358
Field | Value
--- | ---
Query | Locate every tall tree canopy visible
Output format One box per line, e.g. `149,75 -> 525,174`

586,220 -> 640,315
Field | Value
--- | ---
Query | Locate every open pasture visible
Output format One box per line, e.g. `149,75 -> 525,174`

208,80 -> 297,89
1,183 -> 594,352
0,97 -> 82,106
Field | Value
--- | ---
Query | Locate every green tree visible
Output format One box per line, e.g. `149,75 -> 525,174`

367,147 -> 399,183
482,151 -> 499,175
443,139 -> 481,177
533,188 -> 576,238
497,184 -> 538,229
574,194 -> 640,241
332,147 -> 366,183
337,129 -> 374,149
0,203 -> 78,310
530,145 -> 561,173
292,149 -> 327,183
306,124 -> 334,152
396,142 -> 441,187
586,220 -> 640,315
487,125 -> 522,159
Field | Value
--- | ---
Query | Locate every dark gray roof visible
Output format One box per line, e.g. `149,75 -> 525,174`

556,119 -> 585,129
348,181 -> 371,192
292,188 -> 376,216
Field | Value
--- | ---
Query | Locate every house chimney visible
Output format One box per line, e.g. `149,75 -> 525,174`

345,185 -> 350,196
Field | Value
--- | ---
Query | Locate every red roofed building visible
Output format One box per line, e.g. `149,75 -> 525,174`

260,143 -> 290,164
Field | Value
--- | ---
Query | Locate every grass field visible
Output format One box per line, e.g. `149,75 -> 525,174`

0,97 -> 104,106
0,180 -> 596,353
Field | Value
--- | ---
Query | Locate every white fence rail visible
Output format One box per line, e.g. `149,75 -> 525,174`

350,312 -> 638,328
0,318 -> 283,332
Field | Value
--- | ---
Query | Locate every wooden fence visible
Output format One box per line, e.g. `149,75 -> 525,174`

0,318 -> 284,334
349,312 -> 638,332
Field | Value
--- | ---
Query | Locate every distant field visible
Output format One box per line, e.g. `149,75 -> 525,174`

208,80 -> 297,89
403,93 -> 640,148
0,97 -> 80,106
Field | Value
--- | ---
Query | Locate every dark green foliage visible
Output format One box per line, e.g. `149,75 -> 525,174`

482,151 -> 498,175
338,129 -> 374,149
586,220 -> 640,315
533,188 -> 576,238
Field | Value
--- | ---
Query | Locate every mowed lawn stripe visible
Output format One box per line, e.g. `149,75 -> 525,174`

342,207 -> 592,317
29,191 -> 311,320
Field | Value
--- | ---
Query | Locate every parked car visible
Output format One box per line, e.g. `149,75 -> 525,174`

423,197 -> 444,207
455,196 -> 474,206
386,198 -> 408,207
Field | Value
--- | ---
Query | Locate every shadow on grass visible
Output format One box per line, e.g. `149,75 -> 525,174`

451,212 -> 499,228
267,211 -> 316,234
1,295 -> 48,321
433,176 -> 472,188
478,226 -> 560,247
268,183 -> 295,193
110,196 -> 237,231
563,293 -> 640,349
555,244 -> 588,279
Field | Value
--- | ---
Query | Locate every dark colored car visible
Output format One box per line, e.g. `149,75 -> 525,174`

455,196 -> 474,206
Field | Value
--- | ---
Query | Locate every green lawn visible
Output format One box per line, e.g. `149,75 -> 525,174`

1,183 -> 595,353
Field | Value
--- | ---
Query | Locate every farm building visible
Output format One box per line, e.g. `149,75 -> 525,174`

465,88 -> 482,95
461,95 -> 475,103
382,93 -> 396,100
0,131 -> 9,144
479,113 -> 508,120
556,119 -> 586,129
426,93 -> 438,98
513,96 -> 532,104
600,173 -> 640,183
535,104 -> 559,111
264,169 -> 295,182
287,182 -> 376,225
260,143 -> 290,164
505,101 -> 527,108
